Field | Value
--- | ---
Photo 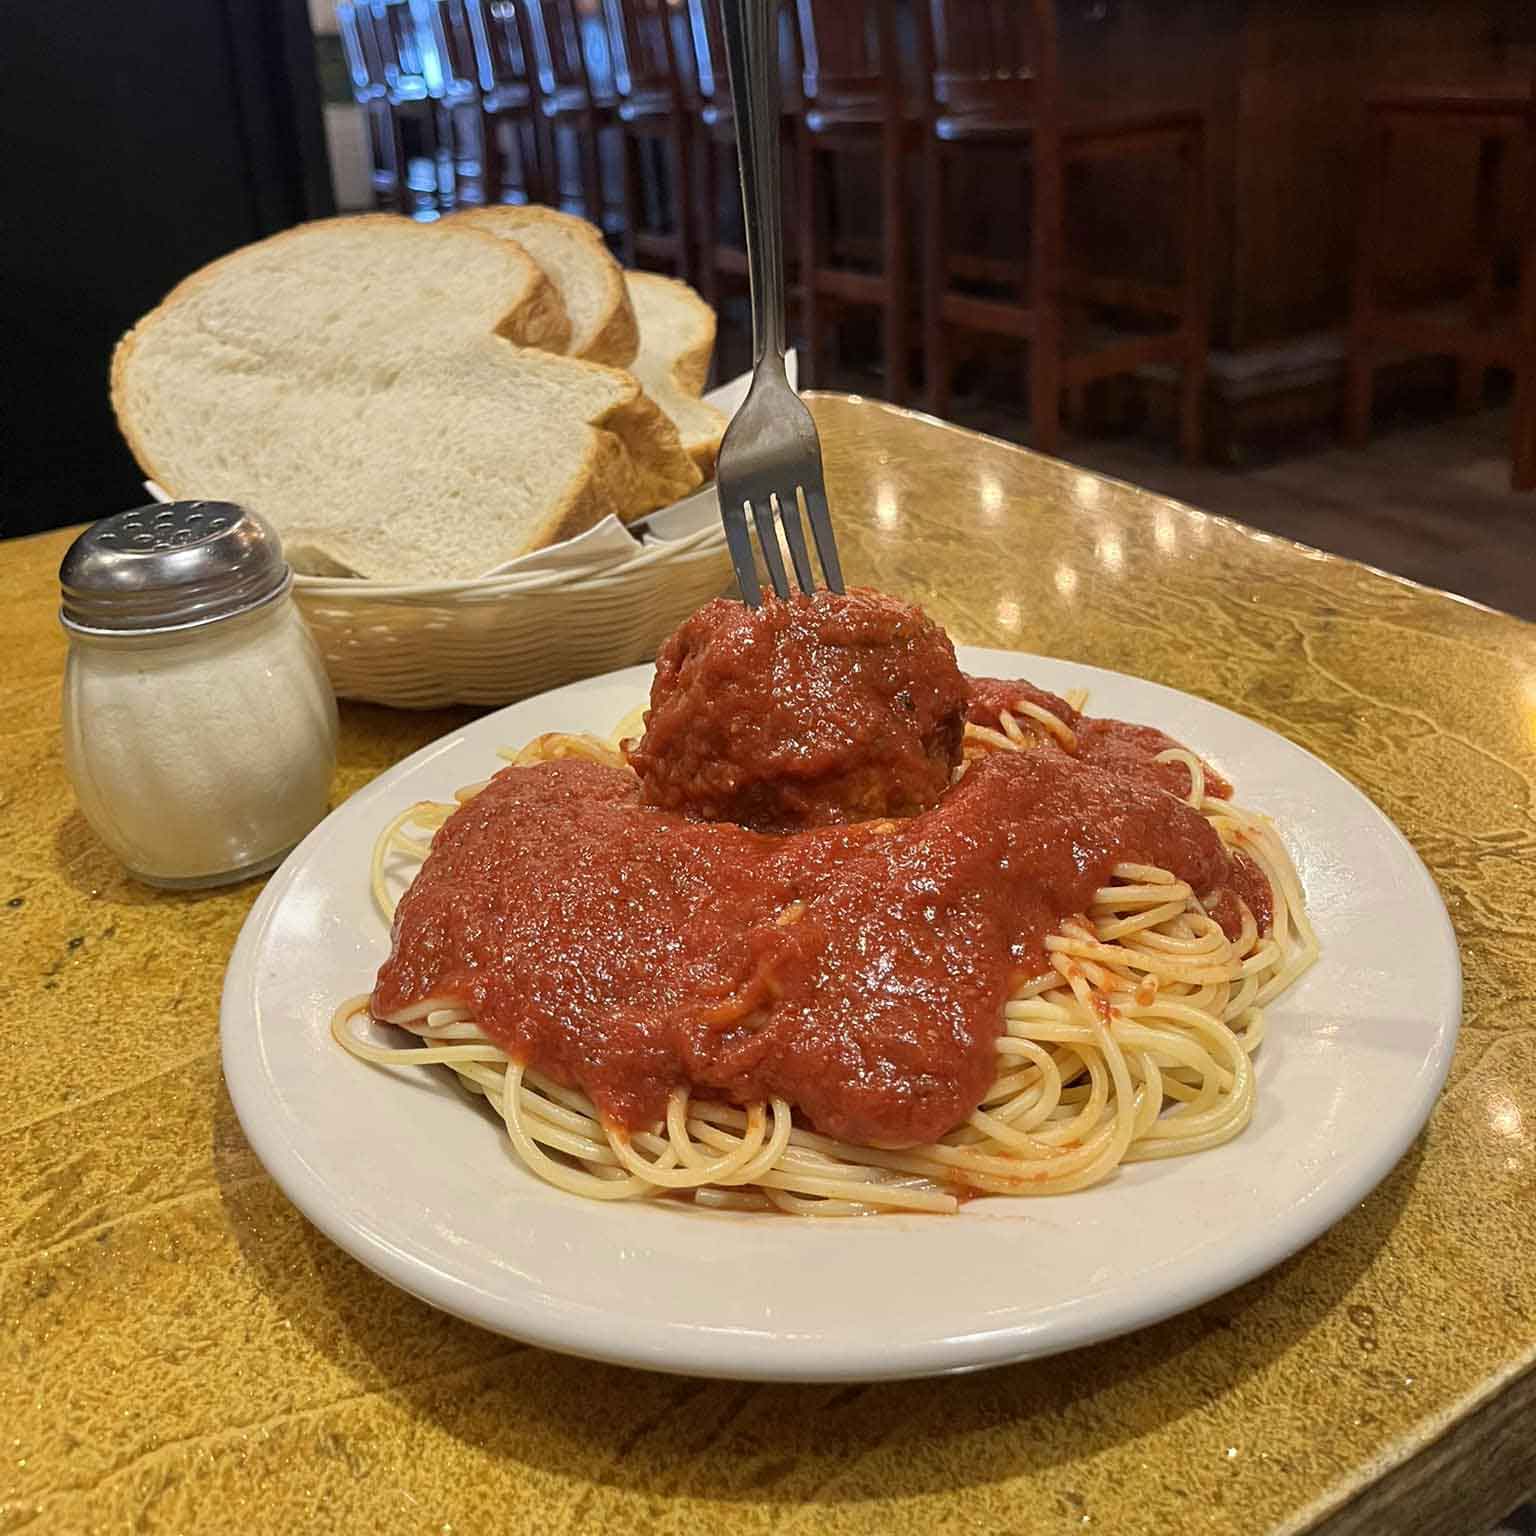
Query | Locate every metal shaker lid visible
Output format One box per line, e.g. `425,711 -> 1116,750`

59,501 -> 291,636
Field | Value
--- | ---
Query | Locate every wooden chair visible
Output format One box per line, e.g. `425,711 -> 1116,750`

1345,86 -> 1536,491
598,0 -> 695,278
464,0 -> 548,204
337,1 -> 400,210
919,0 -> 1209,462
794,0 -> 917,404
684,0 -> 745,311
682,0 -> 801,316
349,0 -> 448,218
521,0 -> 616,232
422,0 -> 489,208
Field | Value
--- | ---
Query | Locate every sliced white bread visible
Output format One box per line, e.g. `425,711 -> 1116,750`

623,271 -> 727,477
111,215 -> 700,582
454,205 -> 640,368
451,210 -> 722,472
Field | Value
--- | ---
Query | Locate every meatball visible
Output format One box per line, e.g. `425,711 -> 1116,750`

627,588 -> 968,830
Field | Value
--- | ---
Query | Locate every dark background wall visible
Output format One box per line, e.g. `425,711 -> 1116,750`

1,0 -> 332,539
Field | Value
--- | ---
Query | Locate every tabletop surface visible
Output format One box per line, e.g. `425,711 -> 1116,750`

3,394 -> 1534,1536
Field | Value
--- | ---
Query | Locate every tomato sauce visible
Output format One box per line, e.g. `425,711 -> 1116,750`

374,734 -> 1263,1149
967,676 -> 1083,733
967,676 -> 1235,800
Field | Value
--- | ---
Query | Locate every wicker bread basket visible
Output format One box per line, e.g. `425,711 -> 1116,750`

292,511 -> 732,709
143,479 -> 732,708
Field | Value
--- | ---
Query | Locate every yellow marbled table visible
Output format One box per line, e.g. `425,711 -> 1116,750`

3,396 -> 1534,1536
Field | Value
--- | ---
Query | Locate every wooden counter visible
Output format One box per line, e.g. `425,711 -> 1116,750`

1059,0 -> 1535,350
3,396 -> 1534,1534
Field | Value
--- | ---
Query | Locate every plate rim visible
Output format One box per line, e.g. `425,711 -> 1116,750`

221,648 -> 1461,1381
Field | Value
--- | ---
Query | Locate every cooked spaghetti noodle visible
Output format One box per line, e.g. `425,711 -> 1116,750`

334,691 -> 1318,1216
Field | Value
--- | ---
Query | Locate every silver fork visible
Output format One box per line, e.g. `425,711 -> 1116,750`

716,0 -> 843,607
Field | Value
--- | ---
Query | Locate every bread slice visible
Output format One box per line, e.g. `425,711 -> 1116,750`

454,206 -> 640,368
449,209 -> 722,471
624,271 -> 726,477
111,215 -> 700,582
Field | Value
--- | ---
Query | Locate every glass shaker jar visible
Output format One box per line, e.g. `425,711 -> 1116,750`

59,501 -> 339,889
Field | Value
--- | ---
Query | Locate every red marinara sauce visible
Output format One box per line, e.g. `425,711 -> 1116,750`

967,675 -> 1236,800
374,746 -> 1259,1150
965,676 -> 1268,933
375,597 -> 1277,1149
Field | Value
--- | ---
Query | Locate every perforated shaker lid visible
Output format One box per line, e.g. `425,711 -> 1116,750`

59,501 -> 291,635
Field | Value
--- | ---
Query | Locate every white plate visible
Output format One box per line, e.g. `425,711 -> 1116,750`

222,649 -> 1460,1382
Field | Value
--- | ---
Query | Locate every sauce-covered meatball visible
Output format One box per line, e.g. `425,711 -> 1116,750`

628,588 -> 968,830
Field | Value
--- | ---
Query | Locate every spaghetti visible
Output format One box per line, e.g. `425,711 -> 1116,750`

334,688 -> 1318,1216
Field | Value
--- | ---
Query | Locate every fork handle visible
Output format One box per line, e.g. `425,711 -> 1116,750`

721,0 -> 788,370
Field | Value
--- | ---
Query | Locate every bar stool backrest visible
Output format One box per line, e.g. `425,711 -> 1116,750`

921,0 -> 1058,126
522,0 -> 595,100
794,0 -> 901,116
601,0 -> 687,105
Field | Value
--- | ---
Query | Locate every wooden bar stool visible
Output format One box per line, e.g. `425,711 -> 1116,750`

521,0 -> 616,233
794,0 -> 918,405
422,0 -> 489,208
465,0 -> 548,205
337,1 -> 400,210
355,0 -> 448,218
599,0 -> 696,280
1060,110 -> 1208,463
685,0 -> 747,311
682,0 -> 800,315
1345,85 -> 1536,491
919,0 -> 1209,462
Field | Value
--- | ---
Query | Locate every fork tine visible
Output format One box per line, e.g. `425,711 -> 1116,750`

803,487 -> 845,593
780,489 -> 817,594
752,498 -> 792,599
722,499 -> 763,606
